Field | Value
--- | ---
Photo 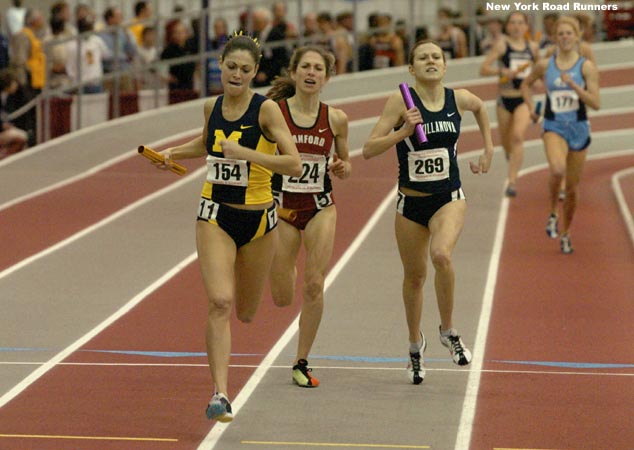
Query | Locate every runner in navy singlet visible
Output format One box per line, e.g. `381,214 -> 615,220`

480,12 -> 539,197
154,34 -> 301,421
363,39 -> 494,385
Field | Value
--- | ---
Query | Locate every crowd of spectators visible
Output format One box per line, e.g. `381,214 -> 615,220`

0,0 -> 607,157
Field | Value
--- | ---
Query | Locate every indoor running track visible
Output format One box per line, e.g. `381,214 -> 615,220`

1,55 -> 633,450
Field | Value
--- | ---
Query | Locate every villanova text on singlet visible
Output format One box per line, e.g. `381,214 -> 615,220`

499,40 -> 534,90
544,55 -> 588,122
203,93 -> 277,205
272,99 -> 335,204
396,87 -> 461,195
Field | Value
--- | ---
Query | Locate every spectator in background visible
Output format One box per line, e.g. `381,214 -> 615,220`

161,20 -> 195,91
316,12 -> 351,74
271,1 -> 298,40
7,8 -> 45,146
479,17 -> 504,55
357,12 -> 380,71
336,11 -> 355,43
75,3 -> 92,28
184,14 -> 203,54
395,19 -> 411,60
0,14 -> 9,70
368,13 -> 404,69
51,1 -> 76,37
0,69 -> 29,157
136,26 -> 161,89
48,16 -> 71,90
211,17 -> 229,50
435,8 -> 467,59
4,0 -> 27,39
252,7 -> 289,87
539,12 -> 559,49
303,12 -> 320,39
129,1 -> 153,46
207,17 -> 229,95
10,8 -> 47,92
99,6 -> 137,93
65,14 -> 111,94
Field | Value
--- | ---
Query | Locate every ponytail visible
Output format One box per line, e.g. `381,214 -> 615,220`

266,76 -> 296,102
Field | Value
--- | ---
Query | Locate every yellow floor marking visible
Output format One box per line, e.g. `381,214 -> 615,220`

241,441 -> 430,448
0,433 -> 177,442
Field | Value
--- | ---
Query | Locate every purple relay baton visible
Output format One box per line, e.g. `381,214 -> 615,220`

399,82 -> 428,143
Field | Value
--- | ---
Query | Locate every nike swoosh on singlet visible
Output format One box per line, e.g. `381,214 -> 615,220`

240,125 -> 253,129
447,112 -> 455,117
318,128 -> 328,133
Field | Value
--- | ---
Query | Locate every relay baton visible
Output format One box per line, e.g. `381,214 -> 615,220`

399,83 -> 427,143
499,62 -> 530,84
138,145 -> 187,176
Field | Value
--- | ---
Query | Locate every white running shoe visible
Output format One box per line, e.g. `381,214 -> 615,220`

560,233 -> 574,254
546,213 -> 559,239
439,327 -> 472,366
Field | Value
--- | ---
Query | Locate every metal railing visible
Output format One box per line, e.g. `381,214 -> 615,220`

13,0 -> 559,144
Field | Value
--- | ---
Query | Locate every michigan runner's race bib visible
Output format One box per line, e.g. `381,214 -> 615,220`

282,153 -> 327,193
408,148 -> 450,182
549,90 -> 579,114
198,197 -> 219,221
206,155 -> 248,186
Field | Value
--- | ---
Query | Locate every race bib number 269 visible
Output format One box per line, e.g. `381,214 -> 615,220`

408,148 -> 450,182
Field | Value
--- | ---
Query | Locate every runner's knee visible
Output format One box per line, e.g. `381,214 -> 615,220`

431,249 -> 452,271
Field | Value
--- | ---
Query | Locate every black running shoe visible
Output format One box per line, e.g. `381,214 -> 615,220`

292,359 -> 320,387
406,334 -> 427,384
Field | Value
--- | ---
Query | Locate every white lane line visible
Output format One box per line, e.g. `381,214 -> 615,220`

2,123 -> 630,282
195,131 -> 525,448
2,103 -> 631,214
0,165 -> 205,282
454,148 -> 634,450
612,166 -> 634,252
0,130 -> 200,212
196,185 -> 398,450
0,252 -> 197,409
1,362 -> 632,378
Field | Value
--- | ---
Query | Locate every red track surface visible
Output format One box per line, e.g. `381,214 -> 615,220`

2,67 -> 632,271
0,154 -> 398,450
471,154 -> 634,450
1,67 -> 633,450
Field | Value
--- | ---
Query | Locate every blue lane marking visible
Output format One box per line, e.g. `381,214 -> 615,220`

491,359 -> 634,369
0,347 -> 50,352
2,348 -> 633,369
0,348 -> 257,358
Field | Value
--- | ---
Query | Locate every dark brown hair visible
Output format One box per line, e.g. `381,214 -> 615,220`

266,46 -> 335,102
221,33 -> 262,65
408,39 -> 445,65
